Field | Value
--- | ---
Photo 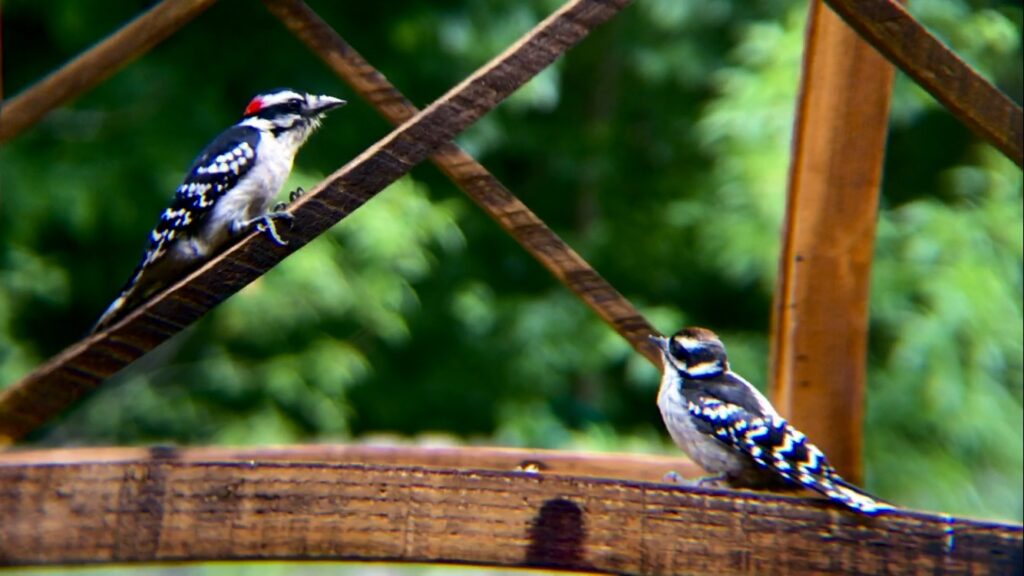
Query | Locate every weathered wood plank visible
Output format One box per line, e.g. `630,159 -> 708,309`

1,447 -> 1020,574
0,0 -> 634,446
823,0 -> 1023,167
262,0 -> 661,365
0,0 -> 218,143
0,444 -> 703,482
770,1 -> 897,483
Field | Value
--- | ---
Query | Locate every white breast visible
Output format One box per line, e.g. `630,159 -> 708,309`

220,133 -> 294,220
192,132 -> 296,254
657,369 -> 747,475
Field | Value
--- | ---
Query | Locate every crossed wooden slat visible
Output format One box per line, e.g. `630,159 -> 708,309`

1,0 -> 1022,571
0,0 -> 1020,487
0,0 -> 642,444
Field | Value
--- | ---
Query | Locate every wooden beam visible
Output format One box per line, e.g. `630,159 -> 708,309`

823,0 -> 1023,168
0,0 -> 218,143
770,2 -> 897,483
0,444 -> 702,482
0,0 -> 633,446
1,447 -> 1020,573
263,0 -> 661,365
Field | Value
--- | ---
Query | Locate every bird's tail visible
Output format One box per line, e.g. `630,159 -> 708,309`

91,292 -> 130,333
818,476 -> 894,516
90,263 -> 151,333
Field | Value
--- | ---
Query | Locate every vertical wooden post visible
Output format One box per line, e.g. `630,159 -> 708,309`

770,1 -> 898,483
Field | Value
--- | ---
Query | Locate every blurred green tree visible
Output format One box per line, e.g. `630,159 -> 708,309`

1,0 -> 1020,522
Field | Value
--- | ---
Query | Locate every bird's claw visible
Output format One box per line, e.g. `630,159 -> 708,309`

250,211 -> 294,246
273,186 -> 306,211
695,474 -> 728,488
662,471 -> 728,488
662,471 -> 692,485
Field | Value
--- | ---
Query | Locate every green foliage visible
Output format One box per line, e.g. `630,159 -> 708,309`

869,147 -> 1023,519
1,0 -> 1021,523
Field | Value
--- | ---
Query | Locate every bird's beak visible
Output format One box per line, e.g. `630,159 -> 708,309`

648,334 -> 669,352
306,94 -> 347,115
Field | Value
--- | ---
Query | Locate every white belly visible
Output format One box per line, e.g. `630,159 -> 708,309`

181,135 -> 295,258
210,137 -> 293,227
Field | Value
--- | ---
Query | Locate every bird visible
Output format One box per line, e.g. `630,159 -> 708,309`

92,88 -> 346,332
649,327 -> 893,515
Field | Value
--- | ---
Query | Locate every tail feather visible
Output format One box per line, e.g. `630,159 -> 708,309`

91,264 -> 149,333
825,476 -> 893,515
91,292 -> 131,333
730,412 -> 893,515
92,237 -> 184,333
788,469 -> 892,515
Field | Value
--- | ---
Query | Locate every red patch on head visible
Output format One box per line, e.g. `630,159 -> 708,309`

244,97 -> 264,116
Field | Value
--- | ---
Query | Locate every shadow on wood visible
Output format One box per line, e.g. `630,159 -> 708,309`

1,446 -> 1020,575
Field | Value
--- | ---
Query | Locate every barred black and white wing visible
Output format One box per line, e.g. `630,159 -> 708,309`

92,126 -> 261,331
686,394 -> 892,515
158,125 -> 261,250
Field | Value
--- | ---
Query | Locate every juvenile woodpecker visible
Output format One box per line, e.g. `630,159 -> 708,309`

650,327 -> 892,515
93,88 -> 346,332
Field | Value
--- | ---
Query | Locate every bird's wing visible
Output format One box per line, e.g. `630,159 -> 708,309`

92,125 -> 262,331
145,124 -> 262,263
684,393 -> 892,515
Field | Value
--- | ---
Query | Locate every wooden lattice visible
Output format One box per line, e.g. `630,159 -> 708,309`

0,0 -> 1021,573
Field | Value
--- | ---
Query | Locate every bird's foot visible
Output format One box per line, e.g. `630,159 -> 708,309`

662,471 -> 697,486
272,187 -> 306,212
695,473 -> 729,488
246,212 -> 294,246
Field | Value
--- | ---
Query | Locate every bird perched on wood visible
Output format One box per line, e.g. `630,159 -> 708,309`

650,327 -> 892,515
92,88 -> 346,332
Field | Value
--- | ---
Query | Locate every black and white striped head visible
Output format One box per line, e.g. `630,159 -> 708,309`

240,88 -> 346,139
649,327 -> 729,379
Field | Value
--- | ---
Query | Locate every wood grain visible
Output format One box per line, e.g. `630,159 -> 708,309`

263,0 -> 661,365
0,0 -> 634,446
0,444 -> 702,483
1,447 -> 1020,574
770,2 -> 897,483
824,0 -> 1023,167
0,0 -> 218,143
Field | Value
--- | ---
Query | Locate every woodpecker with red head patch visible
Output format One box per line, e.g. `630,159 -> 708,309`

650,327 -> 893,515
93,88 -> 346,331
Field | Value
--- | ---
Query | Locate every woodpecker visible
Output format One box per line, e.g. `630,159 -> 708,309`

92,89 -> 346,332
650,327 -> 892,515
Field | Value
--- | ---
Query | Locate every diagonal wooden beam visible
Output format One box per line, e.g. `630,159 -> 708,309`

263,0 -> 660,365
0,0 -> 634,446
823,0 -> 1023,168
0,0 -> 218,143
2,447 -> 1021,573
770,1 -> 898,485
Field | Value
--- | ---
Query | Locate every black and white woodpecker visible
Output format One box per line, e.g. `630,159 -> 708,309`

650,327 -> 892,515
92,88 -> 346,332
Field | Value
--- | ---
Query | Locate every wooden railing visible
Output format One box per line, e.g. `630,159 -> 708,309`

1,446 -> 1020,574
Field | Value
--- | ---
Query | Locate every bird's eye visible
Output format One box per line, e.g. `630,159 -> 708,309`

669,338 -> 689,362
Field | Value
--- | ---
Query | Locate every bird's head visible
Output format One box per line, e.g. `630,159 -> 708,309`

241,88 -> 346,139
648,327 -> 728,379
